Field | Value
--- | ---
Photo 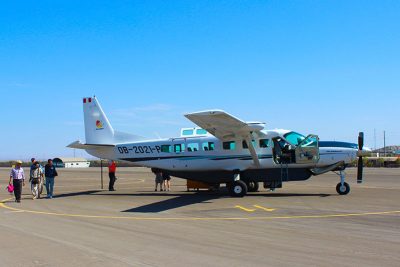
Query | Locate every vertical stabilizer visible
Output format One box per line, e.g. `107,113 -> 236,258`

83,96 -> 115,144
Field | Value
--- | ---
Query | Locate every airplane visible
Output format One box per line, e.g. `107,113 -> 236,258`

68,96 -> 371,197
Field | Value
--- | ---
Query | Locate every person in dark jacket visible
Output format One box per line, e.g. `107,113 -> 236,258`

44,159 -> 58,199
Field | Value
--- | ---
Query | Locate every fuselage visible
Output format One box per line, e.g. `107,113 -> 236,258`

85,129 -> 359,172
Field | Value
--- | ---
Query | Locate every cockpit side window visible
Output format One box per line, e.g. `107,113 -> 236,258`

283,132 -> 306,146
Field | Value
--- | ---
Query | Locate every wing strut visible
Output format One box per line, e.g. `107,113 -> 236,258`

246,135 -> 261,168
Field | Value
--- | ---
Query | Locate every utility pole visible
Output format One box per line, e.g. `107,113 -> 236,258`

374,128 -> 376,151
383,131 -> 386,157
100,159 -> 104,189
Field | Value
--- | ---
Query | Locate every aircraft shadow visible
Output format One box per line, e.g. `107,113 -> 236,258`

53,190 -> 102,199
97,191 -> 331,213
119,192 -> 221,213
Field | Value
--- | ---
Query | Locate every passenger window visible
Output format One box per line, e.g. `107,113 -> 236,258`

223,141 -> 236,150
161,145 -> 172,153
174,144 -> 185,153
187,143 -> 199,152
242,140 -> 256,149
259,139 -> 270,148
196,129 -> 208,135
182,129 -> 193,136
202,142 -> 215,151
209,142 -> 215,150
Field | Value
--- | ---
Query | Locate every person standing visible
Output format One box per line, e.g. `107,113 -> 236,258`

9,160 -> 25,203
163,172 -> 171,191
30,161 -> 44,199
152,168 -> 163,191
108,160 -> 117,191
44,159 -> 58,199
30,158 -> 36,173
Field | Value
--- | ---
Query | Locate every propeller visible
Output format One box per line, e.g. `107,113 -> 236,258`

357,132 -> 364,184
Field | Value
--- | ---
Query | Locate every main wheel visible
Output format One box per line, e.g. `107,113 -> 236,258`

229,180 -> 248,197
336,182 -> 350,195
246,180 -> 259,192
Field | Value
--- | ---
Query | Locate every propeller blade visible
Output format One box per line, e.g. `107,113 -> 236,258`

357,157 -> 363,184
357,132 -> 365,184
358,132 -> 364,150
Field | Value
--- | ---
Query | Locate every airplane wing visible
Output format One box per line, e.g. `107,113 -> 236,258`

184,110 -> 265,167
185,110 -> 264,140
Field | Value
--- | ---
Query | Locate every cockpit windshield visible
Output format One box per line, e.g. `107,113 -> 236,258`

283,132 -> 306,146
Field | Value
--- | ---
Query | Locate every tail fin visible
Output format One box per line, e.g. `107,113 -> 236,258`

83,96 -> 115,144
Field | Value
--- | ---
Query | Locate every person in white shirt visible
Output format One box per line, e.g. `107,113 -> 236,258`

9,160 -> 25,203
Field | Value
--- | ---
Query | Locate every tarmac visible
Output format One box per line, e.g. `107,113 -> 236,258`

0,167 -> 399,267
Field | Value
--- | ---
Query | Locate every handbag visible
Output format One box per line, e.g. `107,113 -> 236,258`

7,184 -> 14,193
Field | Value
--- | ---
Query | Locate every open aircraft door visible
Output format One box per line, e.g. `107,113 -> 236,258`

294,135 -> 320,164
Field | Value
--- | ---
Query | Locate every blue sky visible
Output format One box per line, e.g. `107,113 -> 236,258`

1,0 -> 399,160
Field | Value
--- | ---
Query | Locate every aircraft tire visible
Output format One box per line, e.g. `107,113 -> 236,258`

336,182 -> 350,195
229,180 -> 248,197
246,180 -> 259,192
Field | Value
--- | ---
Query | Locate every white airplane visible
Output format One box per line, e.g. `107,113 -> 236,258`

68,96 -> 370,197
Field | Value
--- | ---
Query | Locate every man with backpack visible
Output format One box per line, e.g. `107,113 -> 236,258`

30,161 -> 44,199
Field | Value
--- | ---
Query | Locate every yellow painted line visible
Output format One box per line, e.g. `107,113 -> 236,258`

1,198 -> 399,221
235,205 -> 256,212
254,205 -> 276,212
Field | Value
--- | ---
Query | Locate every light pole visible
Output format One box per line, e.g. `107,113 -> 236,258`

100,159 -> 104,189
383,131 -> 386,157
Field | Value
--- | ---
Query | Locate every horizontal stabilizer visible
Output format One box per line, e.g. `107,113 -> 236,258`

67,140 -> 115,150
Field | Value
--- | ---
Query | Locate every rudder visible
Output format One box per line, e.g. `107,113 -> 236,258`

83,96 -> 115,145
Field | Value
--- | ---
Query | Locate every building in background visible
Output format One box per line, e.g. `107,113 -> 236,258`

53,158 -> 90,168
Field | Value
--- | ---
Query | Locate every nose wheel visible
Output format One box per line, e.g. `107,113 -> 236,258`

336,182 -> 350,195
336,170 -> 350,195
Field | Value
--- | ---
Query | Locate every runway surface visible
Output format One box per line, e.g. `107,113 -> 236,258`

0,167 -> 399,267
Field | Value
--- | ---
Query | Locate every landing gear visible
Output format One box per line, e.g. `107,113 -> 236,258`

336,182 -> 350,195
228,180 -> 248,197
336,171 -> 350,195
246,180 -> 259,192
